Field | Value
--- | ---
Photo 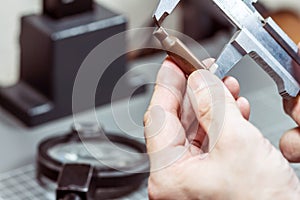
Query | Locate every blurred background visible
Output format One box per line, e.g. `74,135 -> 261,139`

0,0 -> 299,199
1,0 -> 299,86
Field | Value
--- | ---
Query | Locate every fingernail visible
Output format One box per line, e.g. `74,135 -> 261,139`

188,70 -> 203,91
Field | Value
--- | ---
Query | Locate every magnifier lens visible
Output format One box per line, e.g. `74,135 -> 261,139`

48,140 -> 144,169
37,124 -> 149,199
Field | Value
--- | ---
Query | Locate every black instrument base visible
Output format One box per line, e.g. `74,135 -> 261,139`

0,4 -> 146,127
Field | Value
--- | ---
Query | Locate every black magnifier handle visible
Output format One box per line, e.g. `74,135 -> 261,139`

56,164 -> 95,200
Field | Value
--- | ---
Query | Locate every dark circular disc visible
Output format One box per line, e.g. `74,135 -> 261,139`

36,126 -> 149,198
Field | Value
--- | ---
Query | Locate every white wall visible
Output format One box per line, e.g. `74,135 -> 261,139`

0,0 -> 40,86
96,0 -> 159,29
0,0 -> 299,86
0,0 -> 181,86
260,0 -> 300,13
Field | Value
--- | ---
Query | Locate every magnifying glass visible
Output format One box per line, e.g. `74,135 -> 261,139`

37,123 -> 149,200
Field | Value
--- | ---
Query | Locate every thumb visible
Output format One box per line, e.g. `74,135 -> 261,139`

187,70 -> 242,151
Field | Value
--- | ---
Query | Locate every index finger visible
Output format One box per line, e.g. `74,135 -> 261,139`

148,58 -> 186,115
144,58 -> 187,153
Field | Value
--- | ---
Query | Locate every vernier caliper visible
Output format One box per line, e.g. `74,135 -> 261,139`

153,0 -> 300,99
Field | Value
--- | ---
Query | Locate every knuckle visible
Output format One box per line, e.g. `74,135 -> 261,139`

194,87 -> 214,120
198,101 -> 213,122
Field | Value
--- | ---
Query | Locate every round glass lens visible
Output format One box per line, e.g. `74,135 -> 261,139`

48,140 -> 143,168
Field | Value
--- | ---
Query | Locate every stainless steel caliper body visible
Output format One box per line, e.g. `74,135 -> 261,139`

153,0 -> 300,98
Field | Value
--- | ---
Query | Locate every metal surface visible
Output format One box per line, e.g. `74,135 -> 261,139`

153,27 -> 208,75
152,0 -> 180,26
153,0 -> 300,98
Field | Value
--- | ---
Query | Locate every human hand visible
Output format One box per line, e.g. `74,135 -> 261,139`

144,58 -> 300,199
280,43 -> 300,162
